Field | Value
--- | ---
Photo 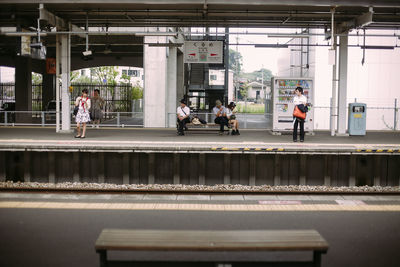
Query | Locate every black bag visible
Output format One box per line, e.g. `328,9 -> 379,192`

73,106 -> 79,116
297,104 -> 308,113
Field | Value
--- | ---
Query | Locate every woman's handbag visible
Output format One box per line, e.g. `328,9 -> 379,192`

73,106 -> 79,116
293,105 -> 306,119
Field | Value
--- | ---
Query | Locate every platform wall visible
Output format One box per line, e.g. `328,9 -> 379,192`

1,151 -> 399,187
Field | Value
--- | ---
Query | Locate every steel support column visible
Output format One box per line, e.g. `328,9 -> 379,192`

60,33 -> 71,132
337,33 -> 349,135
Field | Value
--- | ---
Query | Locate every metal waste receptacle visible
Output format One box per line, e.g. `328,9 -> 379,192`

348,103 -> 366,135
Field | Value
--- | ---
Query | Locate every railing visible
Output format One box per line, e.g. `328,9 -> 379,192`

1,106 -> 398,130
168,112 -> 272,129
168,104 -> 399,130
0,111 -> 143,127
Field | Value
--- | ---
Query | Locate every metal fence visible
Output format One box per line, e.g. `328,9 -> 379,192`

0,111 -> 143,127
0,83 -> 142,113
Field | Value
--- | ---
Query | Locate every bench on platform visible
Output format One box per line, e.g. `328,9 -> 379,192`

176,123 -> 230,134
95,229 -> 329,267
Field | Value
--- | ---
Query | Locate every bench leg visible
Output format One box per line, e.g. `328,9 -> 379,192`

313,251 -> 322,267
97,250 -> 108,267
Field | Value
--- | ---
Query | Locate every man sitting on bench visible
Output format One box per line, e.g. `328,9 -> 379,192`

177,99 -> 190,136
213,100 -> 229,135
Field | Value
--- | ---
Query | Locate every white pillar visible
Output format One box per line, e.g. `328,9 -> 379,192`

143,36 -> 168,127
167,47 -> 177,128
60,34 -> 71,132
337,34 -> 349,135
330,36 -> 338,136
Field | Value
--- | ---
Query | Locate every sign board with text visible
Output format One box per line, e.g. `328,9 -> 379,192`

184,41 -> 223,64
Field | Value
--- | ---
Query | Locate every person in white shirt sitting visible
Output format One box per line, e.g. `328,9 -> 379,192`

213,100 -> 229,135
227,102 -> 240,135
293,87 -> 308,142
177,99 -> 190,136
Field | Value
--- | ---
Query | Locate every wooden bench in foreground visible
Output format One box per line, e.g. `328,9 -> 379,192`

95,229 -> 329,267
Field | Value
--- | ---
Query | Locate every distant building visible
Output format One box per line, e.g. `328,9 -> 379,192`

209,69 -> 234,102
246,81 -> 271,102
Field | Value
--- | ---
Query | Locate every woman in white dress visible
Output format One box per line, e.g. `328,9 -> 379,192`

75,89 -> 91,138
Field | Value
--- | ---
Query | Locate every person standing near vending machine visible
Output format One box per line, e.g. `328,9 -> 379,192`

292,87 -> 308,142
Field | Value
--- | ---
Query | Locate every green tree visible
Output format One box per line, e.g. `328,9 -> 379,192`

242,68 -> 273,84
132,82 -> 143,100
32,72 -> 42,84
91,66 -> 119,110
76,76 -> 92,84
239,82 -> 250,100
70,70 -> 79,82
91,66 -> 119,85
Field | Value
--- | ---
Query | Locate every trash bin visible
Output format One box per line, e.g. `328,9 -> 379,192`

348,103 -> 366,135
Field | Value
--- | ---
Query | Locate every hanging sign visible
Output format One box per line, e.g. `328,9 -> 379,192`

184,41 -> 223,64
46,58 -> 56,74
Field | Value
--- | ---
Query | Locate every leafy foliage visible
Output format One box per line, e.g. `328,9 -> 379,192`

32,72 -> 42,84
229,49 -> 243,74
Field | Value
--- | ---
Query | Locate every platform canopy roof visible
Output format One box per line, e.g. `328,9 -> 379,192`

0,0 -> 399,63
0,0 -> 399,29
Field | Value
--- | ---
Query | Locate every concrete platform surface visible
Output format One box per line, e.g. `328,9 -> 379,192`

0,127 -> 399,153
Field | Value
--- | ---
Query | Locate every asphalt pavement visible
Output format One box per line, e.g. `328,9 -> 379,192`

0,192 -> 399,267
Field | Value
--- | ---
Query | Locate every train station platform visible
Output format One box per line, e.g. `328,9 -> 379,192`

1,127 -> 399,187
0,126 -> 399,154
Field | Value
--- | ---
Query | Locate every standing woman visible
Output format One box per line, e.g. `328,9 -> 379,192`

91,89 -> 104,128
75,89 -> 91,138
293,86 -> 307,142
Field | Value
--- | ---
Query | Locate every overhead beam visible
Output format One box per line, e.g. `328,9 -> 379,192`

39,4 -> 68,30
39,4 -> 86,38
338,8 -> 374,33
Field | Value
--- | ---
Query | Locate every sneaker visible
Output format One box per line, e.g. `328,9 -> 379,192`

300,139 -> 304,142
178,132 -> 185,136
231,130 -> 236,135
236,130 -> 240,135
293,139 -> 298,142
218,131 -> 224,135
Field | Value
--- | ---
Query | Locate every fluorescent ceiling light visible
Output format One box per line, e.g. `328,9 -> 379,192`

360,45 -> 394,50
147,43 -> 183,47
135,32 -> 177,37
268,34 -> 311,38
254,44 -> 289,48
82,50 -> 92,56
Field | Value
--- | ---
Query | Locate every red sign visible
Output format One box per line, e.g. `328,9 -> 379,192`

46,58 -> 56,74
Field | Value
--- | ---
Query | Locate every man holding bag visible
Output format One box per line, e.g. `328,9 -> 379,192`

292,87 -> 308,142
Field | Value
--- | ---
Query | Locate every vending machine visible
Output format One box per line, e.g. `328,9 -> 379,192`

271,77 -> 314,133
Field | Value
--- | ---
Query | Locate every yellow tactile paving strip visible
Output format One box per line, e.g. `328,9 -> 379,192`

0,201 -> 400,212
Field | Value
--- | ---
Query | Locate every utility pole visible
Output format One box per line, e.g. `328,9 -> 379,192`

235,36 -> 239,102
261,65 -> 264,102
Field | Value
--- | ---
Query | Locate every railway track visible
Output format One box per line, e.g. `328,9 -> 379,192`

1,181 -> 399,195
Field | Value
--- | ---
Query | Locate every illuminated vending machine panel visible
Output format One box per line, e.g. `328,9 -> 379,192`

271,77 -> 314,133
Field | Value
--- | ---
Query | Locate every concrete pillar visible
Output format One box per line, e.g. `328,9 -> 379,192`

167,47 -> 177,127
176,51 -> 185,100
60,34 -> 71,132
42,74 -> 56,111
143,35 -> 168,127
15,56 -> 32,122
337,33 -> 349,135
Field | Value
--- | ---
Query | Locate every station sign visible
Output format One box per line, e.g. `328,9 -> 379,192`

184,41 -> 223,64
